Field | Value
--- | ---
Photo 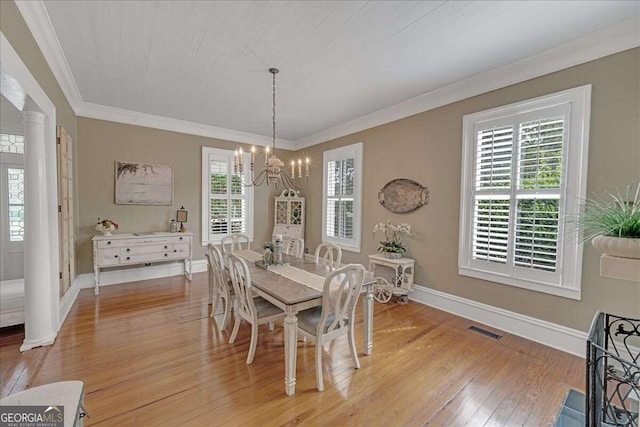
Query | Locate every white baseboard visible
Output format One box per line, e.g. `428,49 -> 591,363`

410,285 -> 587,358
59,278 -> 80,328
77,259 -> 208,290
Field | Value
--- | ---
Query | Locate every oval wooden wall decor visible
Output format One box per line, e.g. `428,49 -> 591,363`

378,179 -> 429,213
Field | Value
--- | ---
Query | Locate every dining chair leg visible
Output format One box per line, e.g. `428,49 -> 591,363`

210,293 -> 220,318
315,340 -> 324,391
221,295 -> 231,330
247,323 -> 259,364
229,315 -> 241,344
348,323 -> 360,369
207,266 -> 214,304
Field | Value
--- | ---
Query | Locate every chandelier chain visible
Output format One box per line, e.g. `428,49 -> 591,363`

272,70 -> 276,149
235,67 -> 307,191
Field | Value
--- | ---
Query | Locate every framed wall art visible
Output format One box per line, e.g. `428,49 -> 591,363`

115,160 -> 173,205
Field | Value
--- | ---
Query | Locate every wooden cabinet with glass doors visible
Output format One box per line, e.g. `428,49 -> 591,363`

272,189 -> 305,242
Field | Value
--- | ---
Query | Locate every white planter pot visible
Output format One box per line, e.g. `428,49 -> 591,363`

591,235 -> 640,259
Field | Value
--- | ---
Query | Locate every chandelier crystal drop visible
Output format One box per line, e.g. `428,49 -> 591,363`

233,68 -> 309,190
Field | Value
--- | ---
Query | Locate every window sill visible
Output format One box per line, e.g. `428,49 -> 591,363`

458,267 -> 581,300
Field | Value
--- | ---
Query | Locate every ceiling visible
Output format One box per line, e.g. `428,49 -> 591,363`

36,1 -> 640,146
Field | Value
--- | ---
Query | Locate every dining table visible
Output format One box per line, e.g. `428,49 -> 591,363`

232,249 -> 374,396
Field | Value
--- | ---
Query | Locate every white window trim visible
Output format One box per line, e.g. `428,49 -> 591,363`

201,146 -> 254,246
458,85 -> 591,300
322,142 -> 363,253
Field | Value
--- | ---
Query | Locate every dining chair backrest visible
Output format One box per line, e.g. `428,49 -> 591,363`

318,264 -> 366,337
208,243 -> 235,328
314,242 -> 342,270
227,253 -> 257,323
208,243 -> 227,294
221,234 -> 250,258
284,238 -> 305,258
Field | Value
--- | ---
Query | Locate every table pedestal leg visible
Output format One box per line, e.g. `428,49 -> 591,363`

283,309 -> 298,396
363,285 -> 373,355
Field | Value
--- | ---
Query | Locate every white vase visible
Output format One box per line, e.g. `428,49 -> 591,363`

102,230 -> 112,236
591,235 -> 640,259
382,252 -> 402,259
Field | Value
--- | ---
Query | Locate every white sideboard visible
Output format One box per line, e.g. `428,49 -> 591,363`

92,232 -> 193,295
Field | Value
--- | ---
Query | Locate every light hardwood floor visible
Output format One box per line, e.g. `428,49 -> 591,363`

0,272 -> 584,426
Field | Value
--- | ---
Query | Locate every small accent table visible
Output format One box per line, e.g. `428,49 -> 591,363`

368,254 -> 415,303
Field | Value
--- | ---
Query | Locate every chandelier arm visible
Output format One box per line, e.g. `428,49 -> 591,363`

280,170 -> 300,191
242,169 -> 268,187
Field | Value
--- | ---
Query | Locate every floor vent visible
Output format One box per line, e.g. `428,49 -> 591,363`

468,325 -> 502,340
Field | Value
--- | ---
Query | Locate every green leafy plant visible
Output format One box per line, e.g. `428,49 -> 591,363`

577,183 -> 640,240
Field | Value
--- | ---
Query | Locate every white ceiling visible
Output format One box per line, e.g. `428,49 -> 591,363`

35,1 -> 640,146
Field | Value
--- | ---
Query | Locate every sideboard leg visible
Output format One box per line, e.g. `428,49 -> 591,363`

94,270 -> 100,295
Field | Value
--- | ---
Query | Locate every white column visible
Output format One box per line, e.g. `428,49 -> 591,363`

21,110 -> 56,351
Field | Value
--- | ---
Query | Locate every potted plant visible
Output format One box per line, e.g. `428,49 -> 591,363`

372,221 -> 414,259
577,183 -> 640,259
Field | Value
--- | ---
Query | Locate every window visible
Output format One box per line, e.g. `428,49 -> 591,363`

458,86 -> 591,300
7,167 -> 24,242
201,147 -> 253,244
1,133 -> 25,243
322,142 -> 363,252
0,133 -> 24,154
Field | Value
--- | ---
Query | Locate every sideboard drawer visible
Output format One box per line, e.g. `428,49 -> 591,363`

174,243 -> 190,256
121,252 -> 173,264
98,248 -> 121,266
97,239 -> 118,249
121,244 -> 174,256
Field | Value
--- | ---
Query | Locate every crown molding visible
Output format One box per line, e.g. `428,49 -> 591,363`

16,1 -> 639,151
14,0 -> 83,112
76,102 -> 296,149
15,0 -> 296,149
294,16 -> 640,149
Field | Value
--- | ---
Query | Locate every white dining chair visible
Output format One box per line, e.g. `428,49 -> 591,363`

284,238 -> 305,258
228,254 -> 286,364
314,242 -> 342,270
207,243 -> 234,330
220,233 -> 250,260
296,263 -> 366,391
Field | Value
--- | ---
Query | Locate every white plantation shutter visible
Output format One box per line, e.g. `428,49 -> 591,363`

322,143 -> 362,252
201,147 -> 253,244
325,158 -> 355,240
473,196 -> 510,263
472,125 -> 514,265
459,86 -> 591,300
513,116 -> 564,273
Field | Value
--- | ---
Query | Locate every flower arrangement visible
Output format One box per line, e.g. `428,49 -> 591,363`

373,221 -> 414,256
95,218 -> 119,236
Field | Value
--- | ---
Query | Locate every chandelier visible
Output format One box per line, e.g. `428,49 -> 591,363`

233,68 -> 309,190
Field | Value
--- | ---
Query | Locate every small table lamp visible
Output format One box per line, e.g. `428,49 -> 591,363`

176,206 -> 188,232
